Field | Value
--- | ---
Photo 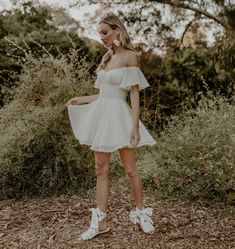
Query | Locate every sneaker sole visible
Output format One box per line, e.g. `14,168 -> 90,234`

79,227 -> 110,241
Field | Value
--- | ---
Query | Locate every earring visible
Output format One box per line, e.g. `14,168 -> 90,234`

113,38 -> 121,47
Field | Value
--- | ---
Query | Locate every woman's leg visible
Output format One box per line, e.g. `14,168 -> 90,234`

118,148 -> 144,210
80,151 -> 111,240
94,151 -> 111,230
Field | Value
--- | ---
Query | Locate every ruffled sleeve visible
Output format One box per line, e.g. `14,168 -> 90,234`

120,67 -> 150,91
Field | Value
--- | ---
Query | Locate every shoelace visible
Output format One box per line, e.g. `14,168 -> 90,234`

80,207 -> 107,240
129,207 -> 154,226
89,207 -> 107,229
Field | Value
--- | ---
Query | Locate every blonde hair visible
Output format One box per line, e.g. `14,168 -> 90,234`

96,12 -> 139,72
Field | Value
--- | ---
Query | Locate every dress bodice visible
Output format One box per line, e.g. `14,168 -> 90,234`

94,67 -> 150,100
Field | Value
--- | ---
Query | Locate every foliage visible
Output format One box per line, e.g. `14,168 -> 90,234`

75,0 -> 235,49
0,49 -> 99,200
140,33 -> 235,131
139,92 -> 235,203
0,2 -> 103,107
0,1 -> 235,203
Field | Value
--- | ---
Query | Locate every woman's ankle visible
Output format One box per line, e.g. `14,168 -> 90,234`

136,205 -> 144,211
98,219 -> 107,230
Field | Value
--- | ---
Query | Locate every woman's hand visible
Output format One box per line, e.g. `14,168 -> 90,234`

65,97 -> 82,107
65,95 -> 99,107
129,126 -> 140,148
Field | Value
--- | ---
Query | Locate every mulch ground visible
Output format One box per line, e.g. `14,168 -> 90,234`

0,182 -> 235,249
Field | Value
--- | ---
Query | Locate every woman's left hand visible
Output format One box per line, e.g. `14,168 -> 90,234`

129,126 -> 140,148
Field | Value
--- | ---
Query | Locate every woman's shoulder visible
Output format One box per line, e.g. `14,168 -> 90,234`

123,50 -> 139,67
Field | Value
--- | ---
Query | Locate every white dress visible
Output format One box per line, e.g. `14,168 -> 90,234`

67,66 -> 156,152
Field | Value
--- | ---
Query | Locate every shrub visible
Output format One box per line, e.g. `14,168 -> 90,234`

139,92 -> 235,203
0,49 -> 99,200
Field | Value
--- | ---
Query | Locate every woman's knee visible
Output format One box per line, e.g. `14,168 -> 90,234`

95,161 -> 109,177
124,164 -> 138,178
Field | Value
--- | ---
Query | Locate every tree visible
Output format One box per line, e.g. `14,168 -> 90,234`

71,0 -> 235,50
0,2 -> 100,107
152,0 -> 235,31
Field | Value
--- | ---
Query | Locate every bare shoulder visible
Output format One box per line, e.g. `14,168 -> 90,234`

123,50 -> 140,67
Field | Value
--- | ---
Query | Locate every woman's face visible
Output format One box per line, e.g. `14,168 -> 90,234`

98,23 -> 119,48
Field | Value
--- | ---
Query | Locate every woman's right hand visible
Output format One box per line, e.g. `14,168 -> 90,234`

65,97 -> 82,107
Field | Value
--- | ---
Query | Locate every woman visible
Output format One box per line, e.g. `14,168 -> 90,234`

65,12 -> 156,240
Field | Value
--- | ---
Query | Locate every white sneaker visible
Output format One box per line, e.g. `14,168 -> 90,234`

80,207 -> 110,240
129,207 -> 155,234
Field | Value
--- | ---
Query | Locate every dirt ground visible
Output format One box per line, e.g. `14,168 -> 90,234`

1,182 -> 235,249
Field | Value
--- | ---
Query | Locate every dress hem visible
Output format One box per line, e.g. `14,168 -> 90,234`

77,139 -> 156,153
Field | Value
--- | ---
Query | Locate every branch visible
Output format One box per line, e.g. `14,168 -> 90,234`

69,0 -> 234,31
178,17 -> 200,48
152,0 -> 234,31
69,0 -> 130,7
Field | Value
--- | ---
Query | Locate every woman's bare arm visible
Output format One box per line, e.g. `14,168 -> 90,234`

77,94 -> 99,104
65,94 -> 99,106
129,85 -> 140,147
130,85 -> 140,128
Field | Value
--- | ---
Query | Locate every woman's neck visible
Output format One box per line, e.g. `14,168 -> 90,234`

112,45 -> 125,54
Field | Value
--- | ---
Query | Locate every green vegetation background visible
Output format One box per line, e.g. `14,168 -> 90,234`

0,4 -> 234,204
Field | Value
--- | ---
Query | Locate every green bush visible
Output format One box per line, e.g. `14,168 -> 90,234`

139,34 -> 235,131
0,49 -> 99,200
139,92 -> 235,203
0,3 -> 103,107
